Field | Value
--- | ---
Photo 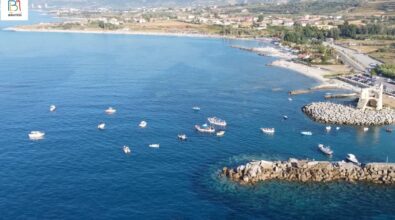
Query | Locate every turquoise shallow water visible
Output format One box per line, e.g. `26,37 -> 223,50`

0,19 -> 395,219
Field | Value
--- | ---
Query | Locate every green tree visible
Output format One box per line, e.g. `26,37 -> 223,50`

257,15 -> 264,23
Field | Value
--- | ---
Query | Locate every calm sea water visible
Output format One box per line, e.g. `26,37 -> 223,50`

0,17 -> 395,219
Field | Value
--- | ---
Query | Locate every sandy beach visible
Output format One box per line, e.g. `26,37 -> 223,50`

270,60 -> 329,83
270,59 -> 363,92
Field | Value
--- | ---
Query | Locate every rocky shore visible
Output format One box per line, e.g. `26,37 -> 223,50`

303,102 -> 395,125
221,158 -> 395,185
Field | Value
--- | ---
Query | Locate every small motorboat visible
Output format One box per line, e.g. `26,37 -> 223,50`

149,144 -> 160,148
216,131 -> 225,137
283,115 -> 288,120
123,145 -> 131,154
288,97 -> 293,101
97,122 -> 106,130
139,121 -> 147,128
261,128 -> 275,135
195,125 -> 215,133
326,126 -> 332,132
105,107 -> 116,114
192,106 -> 201,111
208,117 -> 227,127
301,131 -> 313,136
49,105 -> 56,112
336,127 -> 341,131
385,128 -> 393,133
363,127 -> 369,132
28,131 -> 45,140
346,153 -> 359,164
178,134 -> 187,141
318,144 -> 333,156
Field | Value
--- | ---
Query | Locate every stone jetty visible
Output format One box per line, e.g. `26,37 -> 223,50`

221,158 -> 395,185
303,102 -> 395,125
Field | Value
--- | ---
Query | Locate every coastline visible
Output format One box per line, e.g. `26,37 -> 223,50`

3,27 -> 252,40
270,59 -> 362,92
270,59 -> 328,83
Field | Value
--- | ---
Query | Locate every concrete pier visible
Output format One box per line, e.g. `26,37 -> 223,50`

324,93 -> 358,99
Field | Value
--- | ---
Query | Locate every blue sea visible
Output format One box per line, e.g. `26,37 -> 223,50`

0,13 -> 395,219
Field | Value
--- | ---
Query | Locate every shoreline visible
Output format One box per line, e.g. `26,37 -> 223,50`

3,27 -> 253,40
270,59 -> 362,92
270,59 -> 328,83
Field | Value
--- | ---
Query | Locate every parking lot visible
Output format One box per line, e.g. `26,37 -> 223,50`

343,74 -> 395,97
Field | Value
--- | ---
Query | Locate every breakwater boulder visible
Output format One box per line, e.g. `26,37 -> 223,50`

302,102 -> 395,125
221,159 -> 395,185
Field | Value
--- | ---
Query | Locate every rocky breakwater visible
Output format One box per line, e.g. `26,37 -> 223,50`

302,102 -> 395,125
221,159 -> 395,185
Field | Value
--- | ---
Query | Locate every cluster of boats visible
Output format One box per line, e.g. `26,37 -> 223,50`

317,144 -> 360,164
31,105 -> 230,154
195,117 -> 227,137
325,126 -> 341,132
28,104 -> 394,159
29,106 -> 163,154
28,105 -> 57,140
259,125 -> 346,137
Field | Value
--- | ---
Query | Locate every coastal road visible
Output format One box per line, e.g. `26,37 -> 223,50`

323,42 -> 382,73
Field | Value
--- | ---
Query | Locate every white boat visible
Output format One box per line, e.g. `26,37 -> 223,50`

149,144 -> 160,148
326,126 -> 332,132
318,144 -> 333,156
301,131 -> 313,136
105,107 -> 116,114
195,125 -> 215,133
139,121 -> 147,128
28,131 -> 45,140
288,97 -> 293,101
123,145 -> 131,154
208,117 -> 227,127
346,153 -> 359,164
49,105 -> 56,112
97,122 -> 106,130
192,106 -> 201,111
178,134 -> 187,141
336,127 -> 341,131
363,127 -> 369,132
283,115 -> 288,120
261,128 -> 275,134
216,131 -> 225,137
